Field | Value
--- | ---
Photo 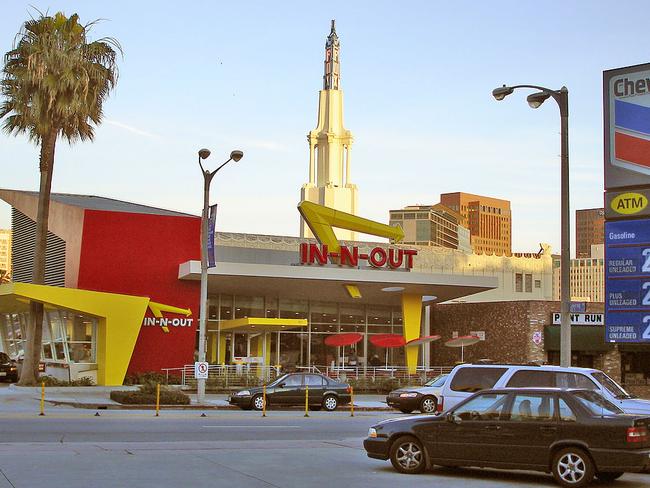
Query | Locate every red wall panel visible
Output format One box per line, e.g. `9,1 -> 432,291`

77,209 -> 201,375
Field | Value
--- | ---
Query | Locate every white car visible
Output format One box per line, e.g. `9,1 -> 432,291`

438,363 -> 650,415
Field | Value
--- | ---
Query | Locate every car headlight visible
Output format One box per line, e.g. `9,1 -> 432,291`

399,392 -> 418,398
236,390 -> 251,396
368,427 -> 377,438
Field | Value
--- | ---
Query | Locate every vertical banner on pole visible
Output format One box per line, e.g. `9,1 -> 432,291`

207,204 -> 218,268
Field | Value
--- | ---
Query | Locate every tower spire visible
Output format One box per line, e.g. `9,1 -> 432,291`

323,19 -> 340,90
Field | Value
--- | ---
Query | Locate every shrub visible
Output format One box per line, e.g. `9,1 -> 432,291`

110,387 -> 190,405
123,372 -> 169,386
38,375 -> 94,386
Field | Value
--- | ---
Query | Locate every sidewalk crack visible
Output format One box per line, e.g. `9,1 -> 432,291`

0,468 -> 16,488
195,453 -> 282,488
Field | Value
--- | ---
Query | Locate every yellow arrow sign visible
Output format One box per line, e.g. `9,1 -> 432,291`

147,301 -> 192,333
298,200 -> 404,253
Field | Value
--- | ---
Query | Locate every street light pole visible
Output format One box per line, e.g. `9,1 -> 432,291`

492,84 -> 572,367
197,148 -> 244,404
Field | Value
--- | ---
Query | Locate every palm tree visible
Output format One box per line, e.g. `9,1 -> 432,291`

0,12 -> 121,385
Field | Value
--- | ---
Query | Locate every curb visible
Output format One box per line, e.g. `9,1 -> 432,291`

44,399 -> 393,412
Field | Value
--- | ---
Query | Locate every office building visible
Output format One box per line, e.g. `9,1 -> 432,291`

388,204 -> 471,252
439,192 -> 512,256
576,208 -> 604,258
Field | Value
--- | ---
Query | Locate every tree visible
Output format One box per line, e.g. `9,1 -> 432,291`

0,12 -> 121,384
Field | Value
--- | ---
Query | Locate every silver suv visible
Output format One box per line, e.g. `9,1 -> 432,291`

439,364 -> 650,415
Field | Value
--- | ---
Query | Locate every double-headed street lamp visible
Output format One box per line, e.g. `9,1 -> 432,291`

197,148 -> 244,403
492,84 -> 571,368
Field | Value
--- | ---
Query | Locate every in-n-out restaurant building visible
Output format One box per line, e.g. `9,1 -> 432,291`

0,189 -> 502,385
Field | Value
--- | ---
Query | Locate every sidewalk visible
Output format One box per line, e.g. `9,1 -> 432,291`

0,385 -> 391,412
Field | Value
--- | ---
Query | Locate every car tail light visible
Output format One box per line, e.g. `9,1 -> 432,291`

436,396 -> 444,413
346,386 -> 351,394
627,426 -> 648,443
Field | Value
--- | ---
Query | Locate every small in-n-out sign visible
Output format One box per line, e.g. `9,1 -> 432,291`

551,313 -> 604,326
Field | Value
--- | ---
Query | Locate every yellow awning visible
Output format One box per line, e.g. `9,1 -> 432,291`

218,317 -> 308,332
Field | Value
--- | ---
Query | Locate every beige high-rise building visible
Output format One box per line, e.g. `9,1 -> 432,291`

440,192 -> 512,256
388,204 -> 472,252
300,20 -> 358,241
553,244 -> 604,302
576,208 -> 604,258
0,229 -> 11,281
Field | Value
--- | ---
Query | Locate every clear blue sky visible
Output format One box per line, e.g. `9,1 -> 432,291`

0,1 -> 646,254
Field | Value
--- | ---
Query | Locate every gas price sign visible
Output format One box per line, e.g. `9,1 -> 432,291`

605,219 -> 650,342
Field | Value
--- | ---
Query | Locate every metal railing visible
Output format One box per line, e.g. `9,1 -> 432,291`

162,364 -> 453,387
161,364 -> 282,387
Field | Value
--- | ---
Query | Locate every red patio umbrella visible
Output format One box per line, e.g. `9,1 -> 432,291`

445,335 -> 481,362
369,334 -> 405,369
406,335 -> 441,346
324,333 -> 363,367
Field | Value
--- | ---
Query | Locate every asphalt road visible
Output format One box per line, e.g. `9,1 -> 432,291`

0,410 -> 649,488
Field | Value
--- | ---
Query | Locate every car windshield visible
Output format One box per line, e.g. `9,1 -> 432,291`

267,374 -> 289,387
424,374 -> 448,387
571,391 -> 624,416
592,372 -> 634,399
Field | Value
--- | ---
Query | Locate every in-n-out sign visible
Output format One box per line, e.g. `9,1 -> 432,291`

300,243 -> 417,269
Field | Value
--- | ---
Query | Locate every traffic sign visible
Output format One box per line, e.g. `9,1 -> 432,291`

195,361 -> 209,379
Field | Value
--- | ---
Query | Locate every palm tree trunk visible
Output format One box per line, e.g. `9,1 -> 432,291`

18,129 -> 56,385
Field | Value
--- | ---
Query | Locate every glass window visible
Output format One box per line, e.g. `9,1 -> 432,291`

265,297 -> 278,318
208,297 -> 218,320
571,391 -> 623,416
305,374 -> 324,386
219,295 -> 233,320
283,374 -> 303,387
450,367 -> 508,393
453,393 -> 509,421
525,274 -> 533,293
507,370 -> 555,388
558,398 -> 576,422
515,273 -> 523,292
279,299 -> 308,320
592,372 -> 631,399
310,302 -> 338,324
555,372 -> 598,390
235,296 -> 264,318
509,394 -> 555,421
424,374 -> 448,387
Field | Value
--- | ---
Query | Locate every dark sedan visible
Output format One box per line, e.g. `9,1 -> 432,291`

365,388 -> 650,487
0,352 -> 18,383
229,372 -> 351,411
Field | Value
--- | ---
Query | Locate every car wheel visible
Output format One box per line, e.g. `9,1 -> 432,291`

389,435 -> 426,474
399,408 -> 414,414
251,394 -> 265,411
419,396 -> 437,414
322,395 -> 338,411
552,447 -> 595,488
596,472 -> 623,482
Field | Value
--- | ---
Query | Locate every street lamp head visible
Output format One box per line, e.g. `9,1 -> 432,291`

198,148 -> 211,160
230,150 -> 244,162
527,91 -> 551,109
492,85 -> 513,101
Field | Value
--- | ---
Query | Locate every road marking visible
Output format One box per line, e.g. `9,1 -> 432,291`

201,425 -> 301,429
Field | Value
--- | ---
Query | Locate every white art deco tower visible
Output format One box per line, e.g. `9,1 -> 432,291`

300,20 -> 358,240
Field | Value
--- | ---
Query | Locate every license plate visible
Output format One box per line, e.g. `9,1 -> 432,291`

0,372 -> 6,376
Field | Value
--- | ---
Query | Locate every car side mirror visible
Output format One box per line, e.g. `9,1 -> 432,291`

278,383 -> 285,388
446,413 -> 461,424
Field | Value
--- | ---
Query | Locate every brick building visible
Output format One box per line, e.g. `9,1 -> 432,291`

440,192 -> 512,256
576,208 -> 604,258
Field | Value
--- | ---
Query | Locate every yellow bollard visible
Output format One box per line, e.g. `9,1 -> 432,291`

39,381 -> 45,416
262,384 -> 267,417
304,385 -> 309,417
350,386 -> 354,417
155,383 -> 160,417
